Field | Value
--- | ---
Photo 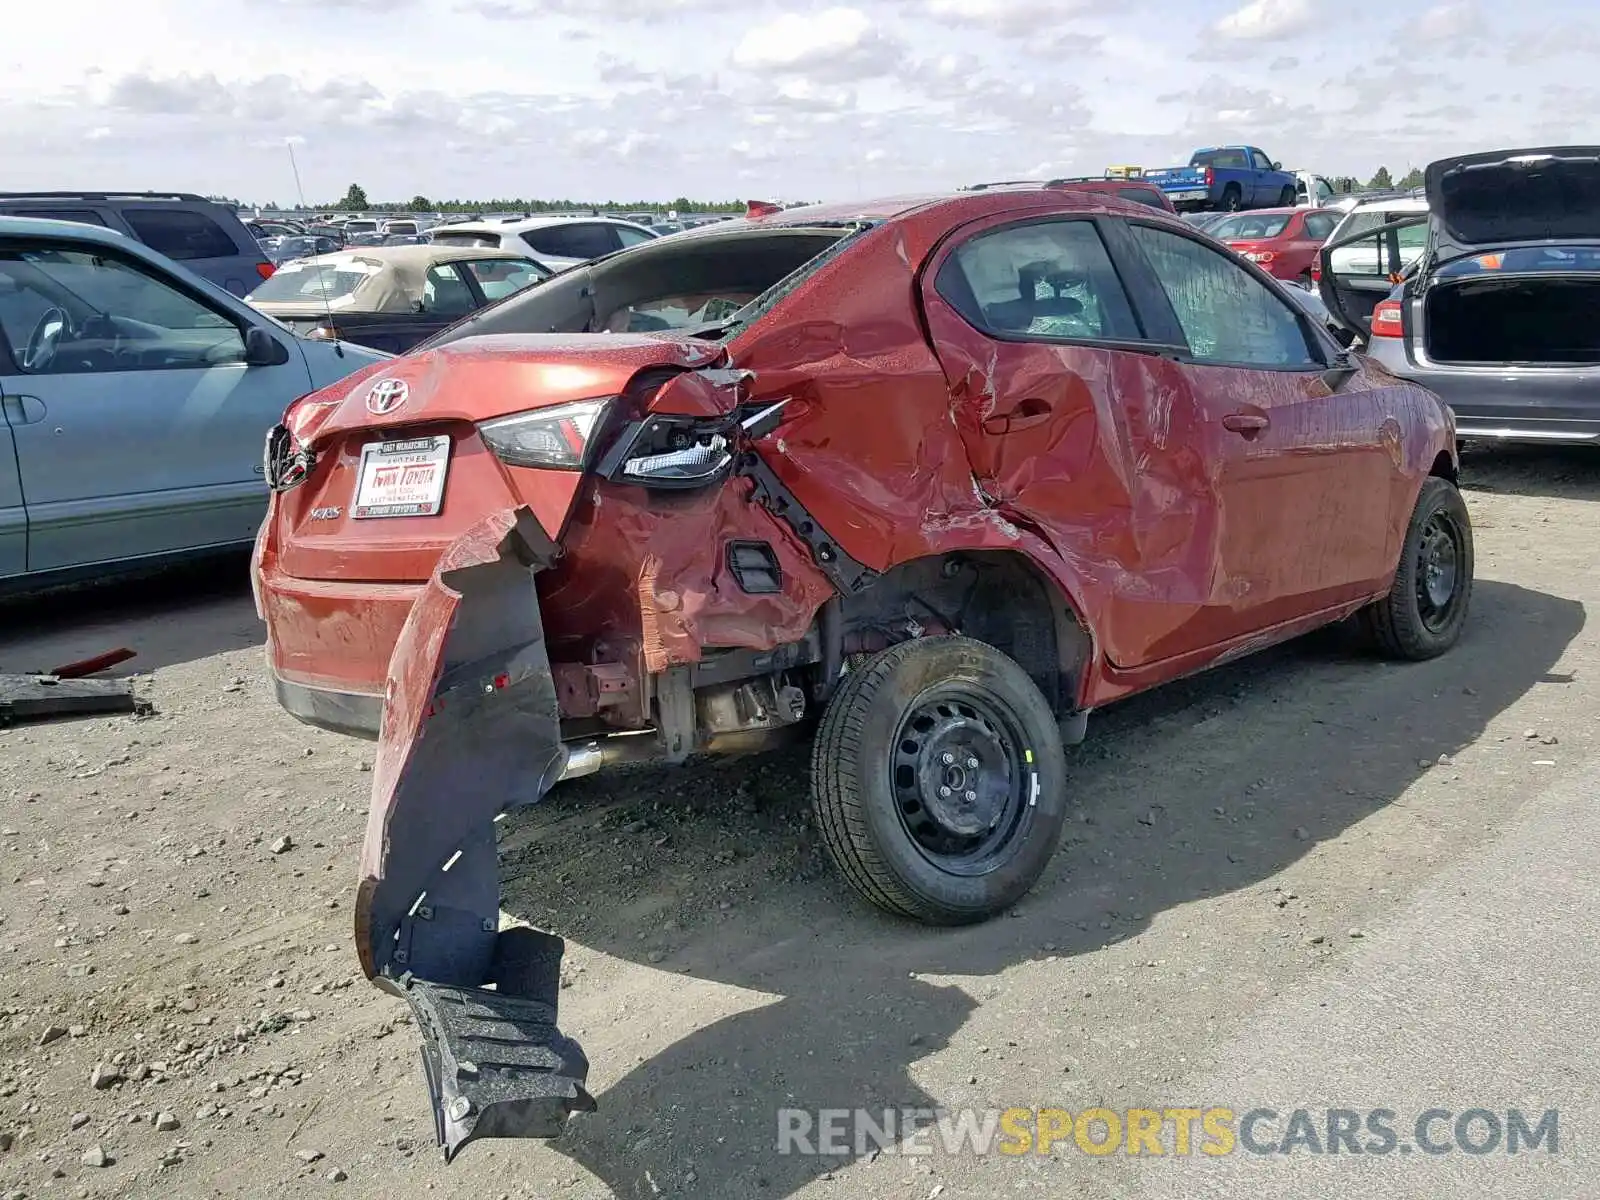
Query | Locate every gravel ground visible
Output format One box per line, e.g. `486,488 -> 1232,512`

0,444 -> 1595,1200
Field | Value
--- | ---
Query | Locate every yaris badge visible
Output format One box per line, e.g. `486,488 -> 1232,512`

365,378 -> 410,416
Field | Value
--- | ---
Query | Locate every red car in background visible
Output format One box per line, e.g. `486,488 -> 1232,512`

1208,206 -> 1341,284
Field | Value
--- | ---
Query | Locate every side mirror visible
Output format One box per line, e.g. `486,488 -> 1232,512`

243,325 -> 289,367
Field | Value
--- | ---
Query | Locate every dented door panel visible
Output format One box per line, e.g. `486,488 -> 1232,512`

914,214 -> 1239,669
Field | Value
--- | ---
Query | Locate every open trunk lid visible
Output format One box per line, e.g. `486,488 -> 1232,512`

1427,147 -> 1600,248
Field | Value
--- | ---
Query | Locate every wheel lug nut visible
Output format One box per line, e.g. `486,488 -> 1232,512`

938,785 -> 952,798
941,752 -> 955,765
964,790 -> 977,802
965,756 -> 979,769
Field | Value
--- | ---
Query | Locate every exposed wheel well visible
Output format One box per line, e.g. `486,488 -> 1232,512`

832,550 -> 1091,717
1429,449 -> 1458,485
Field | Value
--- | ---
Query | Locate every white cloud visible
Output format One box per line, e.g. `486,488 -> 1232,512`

1210,0 -> 1315,41
0,0 -> 1585,203
1401,1 -> 1485,42
732,8 -> 900,81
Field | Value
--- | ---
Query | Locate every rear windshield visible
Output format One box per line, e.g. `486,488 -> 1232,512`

431,232 -> 502,249
248,257 -> 382,304
1118,188 -> 1168,209
1191,149 -> 1249,170
1210,213 -> 1291,240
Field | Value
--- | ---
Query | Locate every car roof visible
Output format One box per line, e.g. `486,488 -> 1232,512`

254,245 -> 535,312
1345,195 -> 1429,214
0,213 -> 142,247
434,214 -> 656,235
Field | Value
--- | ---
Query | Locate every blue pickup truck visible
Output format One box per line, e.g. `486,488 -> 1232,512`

1141,146 -> 1299,213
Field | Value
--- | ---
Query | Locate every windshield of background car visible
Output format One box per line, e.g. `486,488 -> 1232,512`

1191,149 -> 1248,170
1211,213 -> 1292,240
248,257 -> 383,305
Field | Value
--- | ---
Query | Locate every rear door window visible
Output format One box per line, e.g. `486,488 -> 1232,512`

936,219 -> 1142,342
521,223 -> 619,260
1126,224 -> 1319,368
120,208 -> 239,261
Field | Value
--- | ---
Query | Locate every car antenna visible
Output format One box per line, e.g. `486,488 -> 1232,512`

286,138 -> 343,358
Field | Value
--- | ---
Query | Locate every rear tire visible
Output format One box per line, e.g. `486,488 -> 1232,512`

1362,477 -> 1473,659
810,636 -> 1069,925
1220,184 -> 1243,212
1279,186 -> 1297,206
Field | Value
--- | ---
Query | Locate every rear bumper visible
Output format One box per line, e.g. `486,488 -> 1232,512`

257,568 -> 421,733
1367,338 -> 1600,444
274,678 -> 383,739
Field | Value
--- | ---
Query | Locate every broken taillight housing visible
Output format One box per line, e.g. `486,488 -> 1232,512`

478,398 -> 612,470
597,414 -> 733,489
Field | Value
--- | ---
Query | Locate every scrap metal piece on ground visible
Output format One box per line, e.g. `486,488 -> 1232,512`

50,648 -> 137,679
0,674 -> 151,724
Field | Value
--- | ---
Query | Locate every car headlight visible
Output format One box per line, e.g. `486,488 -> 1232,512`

478,398 -> 611,471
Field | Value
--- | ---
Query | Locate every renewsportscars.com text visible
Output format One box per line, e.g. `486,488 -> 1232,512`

776,1106 -> 1559,1158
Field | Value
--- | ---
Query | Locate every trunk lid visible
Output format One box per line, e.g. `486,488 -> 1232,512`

1427,146 -> 1600,248
308,332 -> 726,443
277,333 -> 727,581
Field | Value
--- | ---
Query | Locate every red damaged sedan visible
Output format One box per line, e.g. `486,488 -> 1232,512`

1207,205 -> 1341,284
252,185 -> 1470,1160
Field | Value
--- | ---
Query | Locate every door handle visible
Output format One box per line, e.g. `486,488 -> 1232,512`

1221,412 -> 1269,437
982,398 -> 1052,436
2,394 -> 47,425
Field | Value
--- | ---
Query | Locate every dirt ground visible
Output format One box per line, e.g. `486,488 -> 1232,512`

0,444 -> 1594,1200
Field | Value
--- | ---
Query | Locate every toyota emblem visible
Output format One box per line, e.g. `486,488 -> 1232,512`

365,378 -> 410,416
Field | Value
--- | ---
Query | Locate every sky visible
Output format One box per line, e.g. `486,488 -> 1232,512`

1,0 -> 1595,205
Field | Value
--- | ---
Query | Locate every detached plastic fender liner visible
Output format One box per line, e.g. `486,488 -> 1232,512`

355,506 -> 595,1163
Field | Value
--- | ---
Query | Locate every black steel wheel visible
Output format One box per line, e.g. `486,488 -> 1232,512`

811,636 -> 1069,924
1363,476 -> 1474,659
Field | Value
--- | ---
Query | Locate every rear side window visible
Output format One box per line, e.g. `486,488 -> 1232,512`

1303,213 -> 1338,240
1127,225 -> 1318,368
936,219 -> 1141,342
521,223 -> 618,260
121,208 -> 239,261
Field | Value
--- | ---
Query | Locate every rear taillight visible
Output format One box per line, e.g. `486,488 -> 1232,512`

1370,299 -> 1404,338
256,261 -> 276,280
1310,260 -> 1322,283
478,398 -> 612,470
1205,167 -> 1214,187
1244,251 -> 1276,264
